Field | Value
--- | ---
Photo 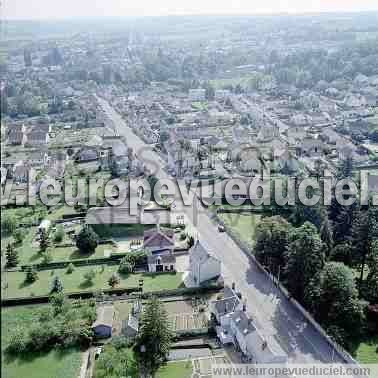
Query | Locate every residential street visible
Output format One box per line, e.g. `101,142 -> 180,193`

97,96 -> 346,364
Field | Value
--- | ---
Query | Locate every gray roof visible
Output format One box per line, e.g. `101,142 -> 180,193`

213,291 -> 240,317
231,310 -> 256,336
190,239 -> 219,263
147,253 -> 176,264
368,175 -> 378,193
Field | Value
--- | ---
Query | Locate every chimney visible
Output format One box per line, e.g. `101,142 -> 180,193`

231,282 -> 236,291
243,300 -> 247,312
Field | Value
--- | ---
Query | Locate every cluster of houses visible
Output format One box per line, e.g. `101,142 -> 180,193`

107,76 -> 376,181
7,122 -> 50,147
90,230 -> 287,365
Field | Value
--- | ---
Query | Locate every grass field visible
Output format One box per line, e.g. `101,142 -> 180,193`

218,213 -> 261,248
354,335 -> 378,364
13,227 -> 115,264
3,268 -> 183,298
1,306 -> 82,378
156,361 -> 192,378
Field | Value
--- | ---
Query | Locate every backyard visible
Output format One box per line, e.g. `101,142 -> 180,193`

14,226 -> 117,264
2,268 -> 183,298
156,361 -> 193,378
1,306 -> 82,378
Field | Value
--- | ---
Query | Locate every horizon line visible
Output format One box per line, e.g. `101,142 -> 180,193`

3,9 -> 378,22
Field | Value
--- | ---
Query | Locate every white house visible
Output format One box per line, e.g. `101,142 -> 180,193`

144,227 -> 176,272
211,286 -> 288,364
189,240 -> 221,286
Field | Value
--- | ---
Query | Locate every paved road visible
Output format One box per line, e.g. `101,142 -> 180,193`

97,96 -> 345,365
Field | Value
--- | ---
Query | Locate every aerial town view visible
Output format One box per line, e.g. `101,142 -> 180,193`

1,1 -> 378,377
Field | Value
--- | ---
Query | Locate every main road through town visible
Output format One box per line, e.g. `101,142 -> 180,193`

97,96 -> 346,364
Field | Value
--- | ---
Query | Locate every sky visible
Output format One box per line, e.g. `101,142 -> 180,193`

2,0 -> 378,20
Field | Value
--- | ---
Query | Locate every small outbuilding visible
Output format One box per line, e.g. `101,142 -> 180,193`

92,305 -> 114,339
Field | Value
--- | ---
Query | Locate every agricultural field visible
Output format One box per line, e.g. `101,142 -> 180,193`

1,306 -> 82,378
2,268 -> 183,298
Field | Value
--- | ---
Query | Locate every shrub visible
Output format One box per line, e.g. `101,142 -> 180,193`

76,226 -> 99,254
6,326 -> 28,354
39,229 -> 50,252
53,225 -> 65,243
108,273 -> 120,288
25,266 -> 38,283
66,263 -> 75,274
179,232 -> 186,241
13,229 -> 25,245
119,257 -> 134,274
83,269 -> 96,285
5,243 -> 19,268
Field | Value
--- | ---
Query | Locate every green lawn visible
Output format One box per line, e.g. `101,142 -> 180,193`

2,306 -> 82,378
3,268 -> 183,298
13,227 -> 115,264
218,213 -> 261,248
354,336 -> 378,364
156,361 -> 193,378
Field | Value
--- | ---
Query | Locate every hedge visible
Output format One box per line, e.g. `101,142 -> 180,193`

1,286 -> 141,306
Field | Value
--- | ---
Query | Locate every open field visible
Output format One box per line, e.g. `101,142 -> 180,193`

218,213 -> 261,248
2,268 -> 183,298
1,306 -> 82,378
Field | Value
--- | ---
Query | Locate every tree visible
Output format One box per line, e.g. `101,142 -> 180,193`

330,243 -> 353,266
255,216 -> 291,275
76,226 -> 99,254
284,222 -> 325,302
6,243 -> 19,268
1,214 -> 17,235
320,214 -> 333,256
83,269 -> 96,285
50,276 -> 63,294
305,262 -> 364,348
39,229 -> 50,252
365,240 -> 378,304
25,266 -> 38,283
108,273 -> 120,288
134,297 -> 173,377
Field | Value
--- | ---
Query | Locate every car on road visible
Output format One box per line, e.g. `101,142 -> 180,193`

218,225 -> 225,232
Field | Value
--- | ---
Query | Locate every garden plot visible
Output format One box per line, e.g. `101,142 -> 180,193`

192,356 -> 230,378
169,313 -> 208,331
